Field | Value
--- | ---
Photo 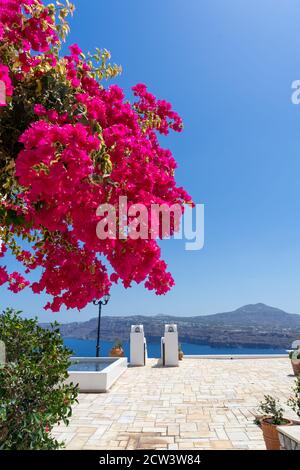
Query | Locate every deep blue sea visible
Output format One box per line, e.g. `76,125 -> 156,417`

64,338 -> 286,358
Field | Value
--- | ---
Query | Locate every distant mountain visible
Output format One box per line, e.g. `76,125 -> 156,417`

41,303 -> 300,349
208,303 -> 300,324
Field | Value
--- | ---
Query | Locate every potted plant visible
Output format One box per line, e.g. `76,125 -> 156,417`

255,395 -> 293,450
287,376 -> 300,420
109,339 -> 124,358
289,349 -> 300,377
178,344 -> 184,361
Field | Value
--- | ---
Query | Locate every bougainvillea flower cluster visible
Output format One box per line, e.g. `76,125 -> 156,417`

0,64 -> 12,105
0,0 -> 192,311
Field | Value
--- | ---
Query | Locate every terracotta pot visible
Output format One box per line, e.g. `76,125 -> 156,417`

109,347 -> 124,358
291,361 -> 300,376
178,352 -> 184,361
261,418 -> 293,450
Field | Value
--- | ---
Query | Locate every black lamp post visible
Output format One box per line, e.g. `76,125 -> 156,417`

93,294 -> 111,357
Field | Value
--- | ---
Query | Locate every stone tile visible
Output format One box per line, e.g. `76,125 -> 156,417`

168,444 -> 179,450
226,431 -> 249,441
142,427 -> 166,433
167,425 -> 180,436
211,440 -> 233,449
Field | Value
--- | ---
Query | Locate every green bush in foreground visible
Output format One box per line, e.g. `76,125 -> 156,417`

0,308 -> 78,450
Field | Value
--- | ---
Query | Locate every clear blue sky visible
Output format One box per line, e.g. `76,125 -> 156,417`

2,0 -> 300,322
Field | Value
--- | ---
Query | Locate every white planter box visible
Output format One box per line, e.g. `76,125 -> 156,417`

66,357 -> 128,393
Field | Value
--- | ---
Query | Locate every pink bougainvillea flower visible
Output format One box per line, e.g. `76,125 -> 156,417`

0,63 -> 13,105
8,272 -> 30,293
69,43 -> 82,57
0,266 -> 9,286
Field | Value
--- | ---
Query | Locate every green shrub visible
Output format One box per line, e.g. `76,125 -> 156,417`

289,350 -> 300,360
257,395 -> 286,425
288,376 -> 300,419
0,308 -> 78,450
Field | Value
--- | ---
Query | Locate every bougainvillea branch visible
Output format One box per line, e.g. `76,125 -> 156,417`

0,0 -> 192,311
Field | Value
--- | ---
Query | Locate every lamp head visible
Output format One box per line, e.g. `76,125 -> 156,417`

102,293 -> 111,305
93,294 -> 110,306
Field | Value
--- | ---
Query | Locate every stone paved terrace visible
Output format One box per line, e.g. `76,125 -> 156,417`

53,357 -> 297,450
